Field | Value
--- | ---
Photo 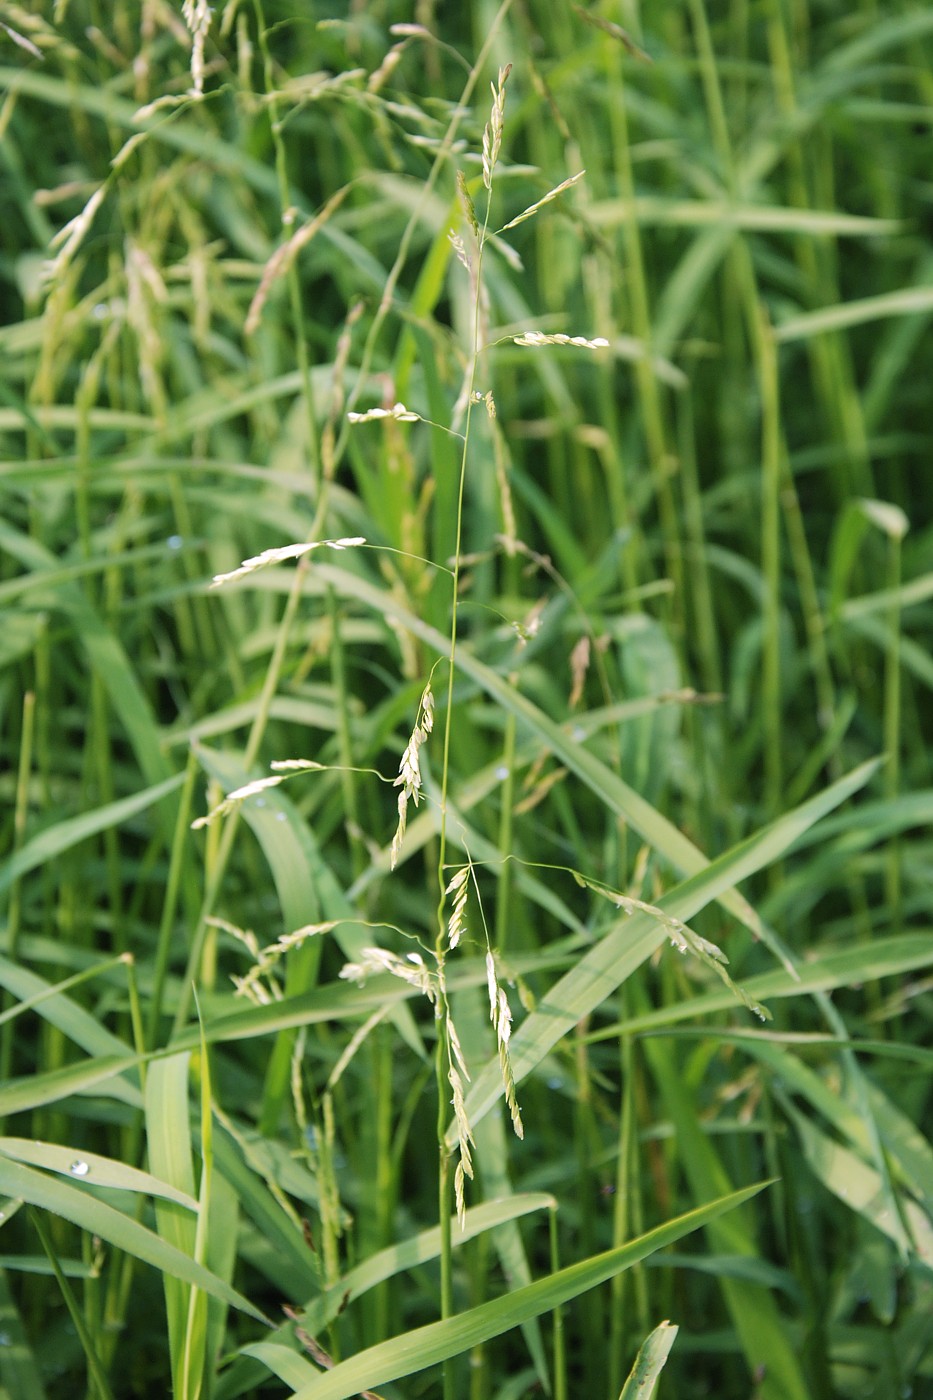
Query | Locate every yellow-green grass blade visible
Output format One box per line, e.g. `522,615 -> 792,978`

640,1031 -> 808,1400
181,1016 -> 213,1400
788,1105 -> 933,1272
0,773 -> 185,898
0,1057 -> 141,1116
0,1157 -> 267,1323
0,955 -> 133,1058
588,197 -> 900,237
300,1192 -> 556,1335
202,1171 -> 240,1400
245,1342 -> 319,1391
269,1183 -> 771,1400
776,288 -> 933,343
314,560 -> 878,945
602,933 -> 933,1037
146,1053 -> 199,1387
864,1080 -> 933,1221
0,1140 -> 196,1211
618,1320 -> 678,1400
728,1040 -> 931,1263
210,1119 -> 319,1301
453,757 -> 880,1142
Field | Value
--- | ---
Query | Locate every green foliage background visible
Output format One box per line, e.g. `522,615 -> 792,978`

1,2 -> 932,1397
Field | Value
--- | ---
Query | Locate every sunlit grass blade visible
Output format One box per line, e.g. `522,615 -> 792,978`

788,1105 -> 933,1270
454,756 -> 880,1139
0,1157 -> 267,1323
0,773 -> 185,897
0,1139 -> 196,1209
258,1183 -> 771,1400
618,1319 -> 678,1400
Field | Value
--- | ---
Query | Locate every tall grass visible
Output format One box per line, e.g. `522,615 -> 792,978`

1,2 -> 933,1397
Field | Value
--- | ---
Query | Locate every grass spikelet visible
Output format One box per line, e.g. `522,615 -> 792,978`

512,331 -> 609,349
245,186 -> 352,336
389,789 -> 409,871
347,402 -> 421,424
209,537 -> 365,588
322,299 -> 365,478
448,228 -> 472,273
486,951 -> 523,1139
571,4 -> 652,62
191,773 -> 290,829
182,0 -> 212,96
482,63 -> 511,192
339,947 -> 438,1004
125,241 -> 168,417
446,1013 -> 470,1081
1,16 -> 43,60
490,421 -> 517,554
391,680 -> 435,869
444,866 -> 469,950
498,170 -> 586,233
192,762 -> 326,828
228,922 -> 339,1004
588,881 -> 772,1023
448,1065 -> 475,1228
569,636 -> 591,710
456,169 -> 479,238
41,182 -> 107,286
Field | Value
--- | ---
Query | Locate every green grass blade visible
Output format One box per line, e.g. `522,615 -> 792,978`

0,1140 -> 196,1210
274,1183 -> 771,1400
145,1053 -> 198,1386
0,773 -> 184,898
0,1057 -> 141,1116
301,1192 -> 556,1335
788,1105 -> 933,1271
454,756 -> 880,1140
0,1265 -> 46,1400
0,1157 -> 267,1323
618,1320 -> 678,1400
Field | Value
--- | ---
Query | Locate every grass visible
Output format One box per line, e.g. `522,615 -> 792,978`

1,1 -> 933,1397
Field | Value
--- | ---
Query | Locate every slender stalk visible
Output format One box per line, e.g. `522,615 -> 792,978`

251,0 -> 320,483
758,305 -> 782,820
883,526 -> 904,933
608,1015 -> 636,1398
175,2 -> 517,1034
150,748 -> 200,1046
549,1205 -> 566,1400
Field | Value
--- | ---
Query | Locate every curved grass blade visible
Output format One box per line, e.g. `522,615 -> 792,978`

0,773 -> 184,898
0,1056 -> 142,1116
272,1182 -> 770,1400
315,560 -> 878,948
619,1320 -> 678,1400
301,1192 -> 556,1336
787,1104 -> 933,1271
0,1157 -> 268,1325
0,1140 -> 196,1210
453,756 -> 880,1141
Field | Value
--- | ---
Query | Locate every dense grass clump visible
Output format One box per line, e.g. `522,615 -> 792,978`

1,3 -> 932,1397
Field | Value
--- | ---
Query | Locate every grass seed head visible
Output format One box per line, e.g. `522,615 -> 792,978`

482,62 -> 512,192
445,865 -> 469,949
